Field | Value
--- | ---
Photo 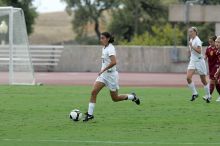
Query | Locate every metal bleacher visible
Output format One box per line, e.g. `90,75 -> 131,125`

0,45 -> 64,71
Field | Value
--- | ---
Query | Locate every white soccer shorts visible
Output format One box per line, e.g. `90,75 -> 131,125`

187,59 -> 207,75
96,71 -> 119,91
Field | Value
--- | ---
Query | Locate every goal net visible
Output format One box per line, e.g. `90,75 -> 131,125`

0,7 -> 35,85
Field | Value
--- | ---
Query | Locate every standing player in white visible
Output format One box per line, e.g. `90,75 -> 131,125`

83,32 -> 140,122
187,27 -> 211,103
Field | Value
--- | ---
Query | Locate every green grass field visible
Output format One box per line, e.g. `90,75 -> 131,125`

0,85 -> 220,146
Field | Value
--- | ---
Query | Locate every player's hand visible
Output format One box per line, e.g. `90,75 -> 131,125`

214,72 -> 219,79
189,41 -> 192,47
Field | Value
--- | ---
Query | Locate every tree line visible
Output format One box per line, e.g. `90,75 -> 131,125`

62,0 -> 220,46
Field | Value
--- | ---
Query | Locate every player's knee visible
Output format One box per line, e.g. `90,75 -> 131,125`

200,77 -> 207,85
209,79 -> 214,84
186,77 -> 192,83
202,80 -> 207,85
210,79 -> 215,84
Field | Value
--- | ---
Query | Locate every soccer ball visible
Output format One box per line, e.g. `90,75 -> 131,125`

69,109 -> 82,121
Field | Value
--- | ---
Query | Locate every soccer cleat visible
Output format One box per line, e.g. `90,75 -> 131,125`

190,94 -> 198,101
83,112 -> 94,122
203,95 -> 211,103
206,97 -> 211,103
206,98 -> 211,103
131,93 -> 140,105
216,97 -> 220,102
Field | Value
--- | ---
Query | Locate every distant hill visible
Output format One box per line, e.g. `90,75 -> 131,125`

29,11 -> 110,45
29,11 -> 75,45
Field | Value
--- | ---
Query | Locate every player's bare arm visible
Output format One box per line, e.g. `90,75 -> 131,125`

204,54 -> 208,60
189,42 -> 201,54
187,49 -> 191,59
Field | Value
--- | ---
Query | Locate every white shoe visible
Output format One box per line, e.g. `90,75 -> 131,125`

203,95 -> 208,100
216,97 -> 220,102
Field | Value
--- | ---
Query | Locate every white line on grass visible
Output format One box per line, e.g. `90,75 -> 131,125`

1,139 -> 220,145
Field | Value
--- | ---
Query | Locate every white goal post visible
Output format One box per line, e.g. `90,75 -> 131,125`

0,7 -> 35,85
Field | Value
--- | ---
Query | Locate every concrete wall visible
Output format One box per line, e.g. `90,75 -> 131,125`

169,5 -> 220,22
169,5 -> 220,35
54,45 -> 192,73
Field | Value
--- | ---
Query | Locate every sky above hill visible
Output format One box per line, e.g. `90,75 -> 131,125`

32,0 -> 67,13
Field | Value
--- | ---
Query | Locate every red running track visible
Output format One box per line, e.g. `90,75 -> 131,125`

0,72 -> 203,87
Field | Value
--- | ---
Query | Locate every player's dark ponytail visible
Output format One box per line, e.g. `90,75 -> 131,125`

101,32 -> 114,43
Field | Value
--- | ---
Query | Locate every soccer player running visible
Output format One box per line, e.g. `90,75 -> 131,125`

186,27 -> 211,103
214,36 -> 220,102
205,36 -> 220,101
83,32 -> 140,122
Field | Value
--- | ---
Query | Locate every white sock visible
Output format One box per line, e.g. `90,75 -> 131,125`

188,82 -> 198,95
127,94 -> 134,100
88,102 -> 95,115
204,84 -> 211,97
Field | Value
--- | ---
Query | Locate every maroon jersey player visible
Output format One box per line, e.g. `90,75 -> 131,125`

205,36 -> 220,96
214,36 -> 220,102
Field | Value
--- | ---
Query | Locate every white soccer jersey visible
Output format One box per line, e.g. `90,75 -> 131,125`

96,43 -> 119,91
187,36 -> 207,75
101,43 -> 117,72
189,36 -> 203,61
